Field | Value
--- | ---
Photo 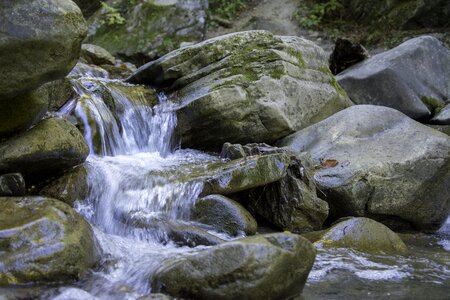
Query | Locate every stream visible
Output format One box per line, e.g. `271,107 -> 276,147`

34,70 -> 450,299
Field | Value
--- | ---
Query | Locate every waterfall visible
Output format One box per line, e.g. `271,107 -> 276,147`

62,77 -> 176,156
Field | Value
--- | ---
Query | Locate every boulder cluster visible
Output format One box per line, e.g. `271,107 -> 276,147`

0,0 -> 449,299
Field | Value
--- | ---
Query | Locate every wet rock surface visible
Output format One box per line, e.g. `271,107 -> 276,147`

192,194 -> 257,236
316,217 -> 408,254
151,233 -> 316,300
128,30 -> 352,150
0,197 -> 99,285
278,105 -> 450,231
0,118 -> 89,181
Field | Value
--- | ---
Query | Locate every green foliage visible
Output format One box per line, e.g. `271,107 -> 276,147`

209,0 -> 247,21
100,2 -> 126,26
421,96 -> 449,116
297,0 -> 343,29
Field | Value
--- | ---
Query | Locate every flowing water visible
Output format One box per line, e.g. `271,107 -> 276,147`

27,69 -> 450,299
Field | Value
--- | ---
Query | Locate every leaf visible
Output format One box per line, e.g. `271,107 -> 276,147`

322,159 -> 338,168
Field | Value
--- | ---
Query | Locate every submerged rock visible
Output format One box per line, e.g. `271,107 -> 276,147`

0,0 -> 87,99
0,118 -> 89,181
0,197 -> 99,285
86,0 -> 208,65
151,233 -> 316,299
278,105 -> 450,231
316,217 -> 407,254
128,30 -> 352,150
192,194 -> 257,236
0,88 -> 48,137
336,36 -> 450,120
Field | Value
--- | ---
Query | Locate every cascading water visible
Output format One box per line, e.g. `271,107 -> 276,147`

46,69 -> 450,300
51,70 -> 225,298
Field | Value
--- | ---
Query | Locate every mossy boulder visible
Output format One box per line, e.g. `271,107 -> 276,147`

86,0 -> 207,65
0,0 -> 87,99
316,217 -> 407,254
192,195 -> 257,236
336,36 -> 450,120
0,197 -> 99,285
278,105 -> 450,231
0,117 -> 89,182
128,30 -> 352,150
0,88 -> 48,138
151,233 -> 316,299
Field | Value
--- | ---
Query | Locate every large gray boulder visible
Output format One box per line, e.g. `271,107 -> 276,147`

128,31 -> 352,150
336,36 -> 450,120
0,0 -> 87,99
151,233 -> 316,299
0,117 -> 89,181
0,197 -> 99,285
278,105 -> 450,231
86,0 -> 208,65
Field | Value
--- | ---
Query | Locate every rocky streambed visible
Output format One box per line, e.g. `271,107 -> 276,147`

1,1 -> 450,299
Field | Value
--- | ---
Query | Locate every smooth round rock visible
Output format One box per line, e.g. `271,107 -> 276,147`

192,194 -> 257,236
0,197 -> 99,285
151,233 -> 316,300
316,217 -> 407,254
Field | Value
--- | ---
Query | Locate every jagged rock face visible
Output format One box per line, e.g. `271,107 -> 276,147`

337,36 -> 450,121
151,233 -> 316,300
278,105 -> 450,231
85,0 -> 208,66
0,0 -> 87,100
0,197 -> 99,285
128,30 -> 352,151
